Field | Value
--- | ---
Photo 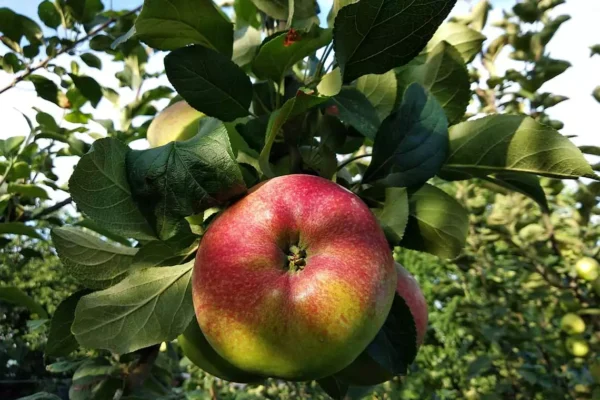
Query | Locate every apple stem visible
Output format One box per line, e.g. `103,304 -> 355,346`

287,245 -> 307,272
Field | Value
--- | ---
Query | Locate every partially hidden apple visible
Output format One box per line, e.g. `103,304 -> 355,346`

560,313 -> 585,335
575,257 -> 599,281
147,100 -> 203,148
334,262 -> 428,386
192,174 -> 397,381
178,320 -> 262,383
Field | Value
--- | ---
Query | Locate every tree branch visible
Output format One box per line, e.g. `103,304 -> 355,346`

31,197 -> 73,220
0,6 -> 142,96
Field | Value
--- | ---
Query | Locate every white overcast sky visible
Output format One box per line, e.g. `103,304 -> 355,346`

0,0 -> 598,202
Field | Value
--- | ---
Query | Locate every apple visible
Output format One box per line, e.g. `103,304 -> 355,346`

560,313 -> 586,335
178,320 -> 262,383
565,337 -> 589,357
575,257 -> 599,281
147,100 -> 203,148
334,262 -> 428,386
192,174 -> 397,380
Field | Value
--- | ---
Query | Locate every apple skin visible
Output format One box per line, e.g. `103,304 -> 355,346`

575,257 -> 599,281
334,262 -> 428,386
560,313 -> 585,335
147,101 -> 203,148
178,320 -> 263,383
565,337 -> 589,357
192,174 -> 397,381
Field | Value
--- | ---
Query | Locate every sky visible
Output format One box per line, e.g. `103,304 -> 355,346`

0,0 -> 599,203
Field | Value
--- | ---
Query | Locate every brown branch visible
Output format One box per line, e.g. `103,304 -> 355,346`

0,5 -> 142,96
31,197 -> 72,220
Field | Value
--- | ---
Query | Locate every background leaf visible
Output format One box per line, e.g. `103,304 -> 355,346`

45,290 -> 90,357
425,22 -> 486,63
72,262 -> 194,354
0,286 -> 48,318
250,0 -> 317,20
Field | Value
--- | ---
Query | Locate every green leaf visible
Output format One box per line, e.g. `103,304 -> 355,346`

250,0 -> 317,20
131,233 -> 199,269
399,184 -> 469,258
373,187 -> 409,244
69,138 -> 156,241
259,90 -> 327,177
0,222 -> 43,239
398,41 -> 470,125
51,227 -> 138,289
68,359 -> 120,400
0,8 -> 43,45
580,146 -> 600,157
38,1 -> 62,29
363,83 -> 448,187
355,70 -> 397,121
317,67 -> 342,97
333,0 -> 456,82
234,0 -> 261,29
467,355 -> 493,379
425,22 -> 486,63
74,219 -> 132,246
482,173 -> 549,213
135,0 -> 233,56
45,290 -> 90,357
72,262 -> 195,354
126,124 -> 247,241
46,360 -> 84,373
7,183 -> 50,200
80,53 -> 102,69
443,115 -> 597,180
252,26 -> 332,83
232,26 -> 262,68
0,286 -> 48,318
16,393 -> 62,400
64,0 -> 104,23
328,88 -> 380,139
0,135 -> 25,156
165,45 -> 253,122
590,44 -> 600,57
28,75 -> 60,105
70,74 -> 102,108
593,86 -> 600,103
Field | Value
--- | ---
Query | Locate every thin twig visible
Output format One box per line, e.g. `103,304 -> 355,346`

31,197 -> 72,220
337,153 -> 372,171
0,6 -> 142,96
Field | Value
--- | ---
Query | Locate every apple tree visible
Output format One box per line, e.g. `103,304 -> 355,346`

0,0 -> 599,399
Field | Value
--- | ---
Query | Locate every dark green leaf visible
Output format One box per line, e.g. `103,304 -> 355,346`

74,219 -> 132,246
45,290 -> 90,357
593,86 -> 600,103
136,0 -> 233,56
333,0 -> 456,82
580,146 -> 600,156
252,26 -> 332,83
69,138 -> 156,241
483,173 -> 549,213
317,376 -> 349,400
399,184 -> 469,258
126,124 -> 246,241
259,90 -> 327,177
65,0 -> 104,23
425,22 -> 486,63
0,8 -> 43,45
467,355 -> 493,379
7,183 -> 50,200
38,1 -> 62,29
590,44 -> 600,57
80,53 -> 102,69
363,83 -> 448,187
443,115 -> 597,180
0,222 -> 43,240
250,0 -> 317,20
28,75 -> 60,105
52,227 -> 138,289
70,74 -> 102,107
16,393 -> 62,400
72,262 -> 195,354
398,41 -> 470,125
0,286 -> 48,318
131,233 -> 198,269
165,45 -> 253,122
328,88 -> 380,139
373,187 -> 409,244
89,35 -> 113,51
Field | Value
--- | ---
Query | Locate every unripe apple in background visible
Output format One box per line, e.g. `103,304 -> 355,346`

147,100 -> 203,148
334,262 -> 428,386
560,313 -> 586,335
575,257 -> 599,281
178,320 -> 262,383
192,174 -> 396,381
565,337 -> 589,357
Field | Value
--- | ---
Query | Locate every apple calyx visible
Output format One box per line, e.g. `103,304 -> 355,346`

287,244 -> 307,272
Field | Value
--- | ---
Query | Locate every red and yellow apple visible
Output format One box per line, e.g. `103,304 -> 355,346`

334,262 -> 428,386
192,174 -> 396,380
147,100 -> 203,148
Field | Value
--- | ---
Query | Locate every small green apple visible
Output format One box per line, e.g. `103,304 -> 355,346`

575,257 -> 599,281
565,337 -> 589,357
560,313 -> 586,335
147,101 -> 203,148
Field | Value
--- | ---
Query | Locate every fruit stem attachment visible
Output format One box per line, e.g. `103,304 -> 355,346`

287,245 -> 307,272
